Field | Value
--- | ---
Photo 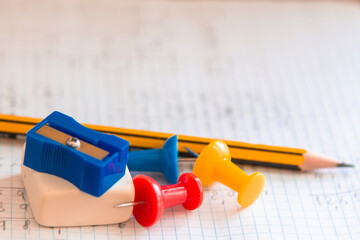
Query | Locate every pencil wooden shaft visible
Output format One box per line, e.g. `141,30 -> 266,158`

0,113 -> 306,167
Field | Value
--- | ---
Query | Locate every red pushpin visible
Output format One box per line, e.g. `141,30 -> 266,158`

115,173 -> 203,227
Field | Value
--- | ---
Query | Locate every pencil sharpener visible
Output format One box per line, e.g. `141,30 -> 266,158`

23,111 -> 129,197
21,145 -> 135,227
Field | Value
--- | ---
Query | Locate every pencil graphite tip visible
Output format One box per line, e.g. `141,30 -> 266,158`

336,163 -> 355,168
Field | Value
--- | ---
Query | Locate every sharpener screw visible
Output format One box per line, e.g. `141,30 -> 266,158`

66,137 -> 81,149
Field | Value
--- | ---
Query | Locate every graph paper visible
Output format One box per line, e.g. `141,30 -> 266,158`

1,0 -> 360,239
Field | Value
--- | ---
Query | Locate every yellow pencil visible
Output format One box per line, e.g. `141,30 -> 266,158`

0,113 -> 353,170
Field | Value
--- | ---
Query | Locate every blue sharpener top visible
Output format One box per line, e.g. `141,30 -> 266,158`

23,111 -> 129,197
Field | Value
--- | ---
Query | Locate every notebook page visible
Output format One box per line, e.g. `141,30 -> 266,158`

0,0 -> 360,239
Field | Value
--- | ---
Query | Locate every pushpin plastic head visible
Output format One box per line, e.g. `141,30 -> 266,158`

193,140 -> 265,207
161,135 -> 179,184
132,172 -> 203,227
127,135 -> 179,184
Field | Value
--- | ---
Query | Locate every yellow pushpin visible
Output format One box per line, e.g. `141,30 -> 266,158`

192,140 -> 266,207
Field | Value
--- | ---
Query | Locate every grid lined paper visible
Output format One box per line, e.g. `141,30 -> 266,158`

0,0 -> 360,239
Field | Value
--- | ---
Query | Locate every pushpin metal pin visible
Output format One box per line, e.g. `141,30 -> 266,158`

127,135 -> 179,184
193,140 -> 266,207
115,201 -> 145,208
114,172 -> 203,227
184,146 -> 199,158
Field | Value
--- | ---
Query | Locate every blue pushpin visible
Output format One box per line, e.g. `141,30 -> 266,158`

127,135 -> 179,184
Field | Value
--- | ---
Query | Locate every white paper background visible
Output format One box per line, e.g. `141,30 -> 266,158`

0,0 -> 360,239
